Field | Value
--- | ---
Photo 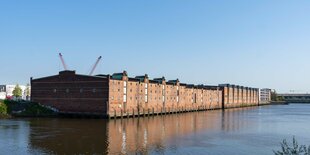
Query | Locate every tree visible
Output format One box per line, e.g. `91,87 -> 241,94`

12,84 -> 22,98
271,90 -> 278,101
25,83 -> 31,100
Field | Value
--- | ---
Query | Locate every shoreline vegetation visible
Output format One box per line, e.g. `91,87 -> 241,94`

0,99 -> 57,119
274,137 -> 310,155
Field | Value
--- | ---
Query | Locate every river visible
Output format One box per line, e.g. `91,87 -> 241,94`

1,104 -> 310,155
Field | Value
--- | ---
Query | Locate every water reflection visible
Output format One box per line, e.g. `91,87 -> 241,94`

107,111 -> 223,154
27,108 -> 255,154
29,119 -> 109,154
2,105 -> 303,155
0,120 -> 32,154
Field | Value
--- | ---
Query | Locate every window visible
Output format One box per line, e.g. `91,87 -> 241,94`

123,81 -> 127,102
145,84 -> 148,103
123,95 -> 127,102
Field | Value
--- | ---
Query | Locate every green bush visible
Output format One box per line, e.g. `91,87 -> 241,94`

19,102 -> 55,116
3,99 -> 18,113
2,100 -> 56,116
0,100 -> 8,114
274,137 -> 310,155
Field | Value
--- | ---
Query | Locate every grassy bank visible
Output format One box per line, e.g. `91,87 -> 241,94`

1,100 -> 57,118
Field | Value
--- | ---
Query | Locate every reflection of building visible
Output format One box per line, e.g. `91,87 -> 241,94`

27,108 -> 257,154
259,88 -> 272,104
29,119 -> 108,154
0,85 -> 30,100
31,70 -> 261,117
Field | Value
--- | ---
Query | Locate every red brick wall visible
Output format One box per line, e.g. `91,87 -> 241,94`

31,71 -> 109,115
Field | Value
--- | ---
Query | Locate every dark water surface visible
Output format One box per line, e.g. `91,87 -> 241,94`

1,104 -> 310,155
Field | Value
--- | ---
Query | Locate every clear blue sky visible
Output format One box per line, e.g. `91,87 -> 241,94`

0,0 -> 309,93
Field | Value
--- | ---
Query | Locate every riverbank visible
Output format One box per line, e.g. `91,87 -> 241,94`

0,100 -> 57,118
1,101 -> 285,119
263,101 -> 289,105
1,104 -> 309,155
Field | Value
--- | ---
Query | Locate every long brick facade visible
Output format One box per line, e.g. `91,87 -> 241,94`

31,71 -> 260,118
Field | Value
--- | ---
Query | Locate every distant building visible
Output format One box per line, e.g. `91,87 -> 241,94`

0,85 -> 30,100
259,88 -> 272,104
277,94 -> 310,103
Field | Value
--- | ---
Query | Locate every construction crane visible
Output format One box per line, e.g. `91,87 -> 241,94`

58,53 -> 68,70
89,56 -> 102,75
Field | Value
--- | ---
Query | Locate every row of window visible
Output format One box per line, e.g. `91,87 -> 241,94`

53,88 -> 98,93
111,88 -> 219,96
111,96 -> 219,102
112,81 -> 181,89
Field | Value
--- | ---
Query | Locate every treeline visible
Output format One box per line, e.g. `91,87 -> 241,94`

271,91 -> 284,101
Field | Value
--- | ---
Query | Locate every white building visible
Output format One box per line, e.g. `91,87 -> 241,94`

259,88 -> 272,104
0,85 -> 30,100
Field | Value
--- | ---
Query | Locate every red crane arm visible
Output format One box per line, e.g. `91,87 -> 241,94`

89,56 -> 102,75
59,53 -> 68,70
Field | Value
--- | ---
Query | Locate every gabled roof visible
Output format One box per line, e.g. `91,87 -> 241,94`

135,74 -> 149,82
153,77 -> 166,83
167,79 -> 179,84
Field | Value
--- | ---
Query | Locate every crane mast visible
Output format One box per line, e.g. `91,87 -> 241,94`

58,53 -> 68,70
89,56 -> 102,75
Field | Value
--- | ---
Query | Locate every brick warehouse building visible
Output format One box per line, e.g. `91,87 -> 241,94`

31,70 -> 259,118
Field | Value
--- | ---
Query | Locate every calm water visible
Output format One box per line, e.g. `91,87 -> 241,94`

1,104 -> 310,155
